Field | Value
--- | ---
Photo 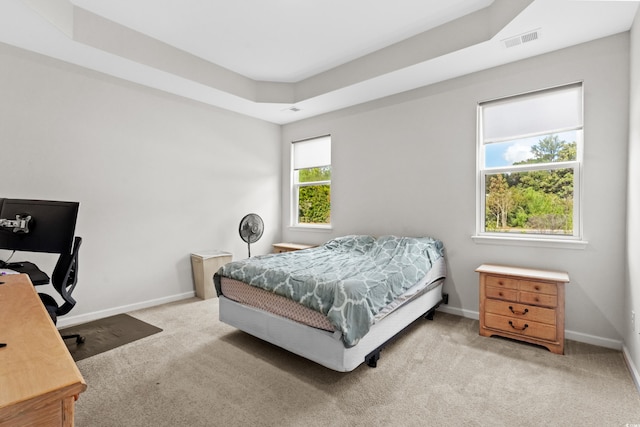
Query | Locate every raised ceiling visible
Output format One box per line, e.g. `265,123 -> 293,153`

0,0 -> 638,124
72,0 -> 497,83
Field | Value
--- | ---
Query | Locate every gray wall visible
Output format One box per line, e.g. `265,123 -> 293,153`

626,10 -> 640,381
0,43 -> 281,325
282,34 -> 630,349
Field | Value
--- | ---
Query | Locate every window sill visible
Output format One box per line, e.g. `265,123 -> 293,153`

471,234 -> 588,250
288,225 -> 333,233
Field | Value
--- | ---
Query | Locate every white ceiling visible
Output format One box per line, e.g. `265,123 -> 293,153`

0,0 -> 638,124
70,0 -> 494,83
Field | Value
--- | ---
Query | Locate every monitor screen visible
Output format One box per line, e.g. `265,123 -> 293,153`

0,199 -> 79,254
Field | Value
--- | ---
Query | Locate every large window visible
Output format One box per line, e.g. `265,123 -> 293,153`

477,83 -> 583,241
292,135 -> 331,227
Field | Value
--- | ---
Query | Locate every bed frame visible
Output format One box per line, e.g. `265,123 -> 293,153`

218,278 -> 445,372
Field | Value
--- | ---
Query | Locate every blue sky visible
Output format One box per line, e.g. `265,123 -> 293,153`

484,130 -> 577,168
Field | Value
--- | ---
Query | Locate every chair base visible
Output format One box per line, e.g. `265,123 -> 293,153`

62,333 -> 85,344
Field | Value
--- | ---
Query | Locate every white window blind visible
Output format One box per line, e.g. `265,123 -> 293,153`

293,135 -> 331,170
481,83 -> 583,143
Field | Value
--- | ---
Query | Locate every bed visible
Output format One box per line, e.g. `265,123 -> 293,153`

214,235 -> 446,372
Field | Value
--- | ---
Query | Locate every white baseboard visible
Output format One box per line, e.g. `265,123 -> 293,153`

623,345 -> 640,393
564,329 -> 622,350
436,306 -> 623,350
437,305 -> 479,320
56,291 -> 196,328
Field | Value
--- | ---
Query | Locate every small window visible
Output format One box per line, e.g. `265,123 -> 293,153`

292,135 -> 331,227
477,83 -> 583,241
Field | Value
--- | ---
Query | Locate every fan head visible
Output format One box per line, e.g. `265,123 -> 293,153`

239,213 -> 264,244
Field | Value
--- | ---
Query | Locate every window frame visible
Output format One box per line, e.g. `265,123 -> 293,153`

290,135 -> 332,229
474,83 -> 586,247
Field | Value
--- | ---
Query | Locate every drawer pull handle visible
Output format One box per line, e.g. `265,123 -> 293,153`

509,306 -> 529,316
508,321 -> 528,331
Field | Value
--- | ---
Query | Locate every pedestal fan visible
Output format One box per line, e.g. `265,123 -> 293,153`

239,213 -> 264,257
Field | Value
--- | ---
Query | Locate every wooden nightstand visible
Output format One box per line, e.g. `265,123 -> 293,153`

476,264 -> 570,354
272,242 -> 315,253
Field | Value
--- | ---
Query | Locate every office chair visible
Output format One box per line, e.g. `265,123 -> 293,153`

38,236 -> 85,344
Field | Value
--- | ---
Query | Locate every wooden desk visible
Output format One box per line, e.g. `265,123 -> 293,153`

0,274 -> 86,426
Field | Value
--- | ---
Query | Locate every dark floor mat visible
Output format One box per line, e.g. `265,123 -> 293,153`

59,314 -> 163,361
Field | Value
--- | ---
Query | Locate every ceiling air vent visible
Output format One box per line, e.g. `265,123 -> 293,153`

503,29 -> 541,48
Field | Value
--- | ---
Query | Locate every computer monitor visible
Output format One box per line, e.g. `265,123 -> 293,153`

0,199 -> 79,254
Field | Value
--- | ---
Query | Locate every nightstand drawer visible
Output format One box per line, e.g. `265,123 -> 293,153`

484,299 -> 556,325
519,280 -> 557,295
485,286 -> 518,302
519,290 -> 557,308
484,313 -> 557,342
485,275 -> 518,289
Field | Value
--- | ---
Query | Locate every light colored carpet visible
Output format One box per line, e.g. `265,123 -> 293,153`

74,298 -> 640,426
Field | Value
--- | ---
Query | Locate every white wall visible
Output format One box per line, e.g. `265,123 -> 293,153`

0,43 -> 281,325
0,30 -> 633,351
282,34 -> 630,348
625,9 -> 640,383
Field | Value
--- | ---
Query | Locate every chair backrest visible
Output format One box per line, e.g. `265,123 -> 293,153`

52,236 -> 82,316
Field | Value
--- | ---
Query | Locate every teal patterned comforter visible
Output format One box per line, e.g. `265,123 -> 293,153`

215,235 -> 445,346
